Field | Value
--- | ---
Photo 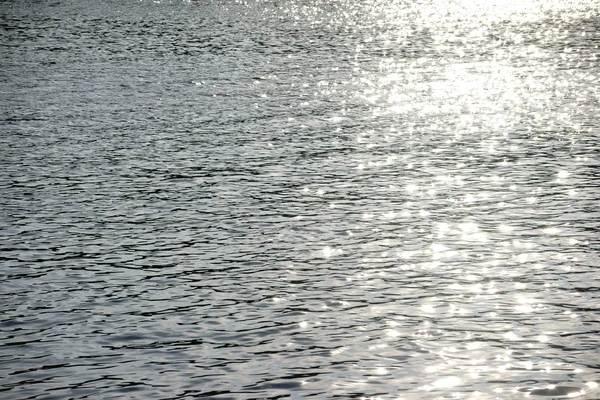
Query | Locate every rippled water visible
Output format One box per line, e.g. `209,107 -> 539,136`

1,0 -> 599,399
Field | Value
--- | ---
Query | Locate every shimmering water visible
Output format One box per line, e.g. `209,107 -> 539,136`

1,0 -> 599,399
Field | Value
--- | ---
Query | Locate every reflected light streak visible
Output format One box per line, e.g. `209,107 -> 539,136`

433,376 -> 461,388
543,227 -> 561,235
498,224 -> 515,233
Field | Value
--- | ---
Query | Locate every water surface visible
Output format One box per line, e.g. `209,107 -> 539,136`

1,0 -> 599,399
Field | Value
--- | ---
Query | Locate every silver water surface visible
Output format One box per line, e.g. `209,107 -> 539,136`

1,0 -> 599,399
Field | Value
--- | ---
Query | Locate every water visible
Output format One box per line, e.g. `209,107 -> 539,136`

1,0 -> 599,399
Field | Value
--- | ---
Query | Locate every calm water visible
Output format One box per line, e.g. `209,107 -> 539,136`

1,0 -> 599,399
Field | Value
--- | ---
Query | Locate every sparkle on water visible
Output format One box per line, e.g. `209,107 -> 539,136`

1,0 -> 599,399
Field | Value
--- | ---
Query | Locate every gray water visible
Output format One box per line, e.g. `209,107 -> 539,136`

1,0 -> 599,399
